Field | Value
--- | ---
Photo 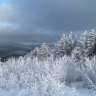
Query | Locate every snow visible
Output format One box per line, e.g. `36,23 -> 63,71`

0,90 -> 18,96
0,55 -> 95,96
0,29 -> 96,96
0,84 -> 94,96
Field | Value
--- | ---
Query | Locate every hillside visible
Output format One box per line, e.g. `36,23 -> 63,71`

0,40 -> 54,62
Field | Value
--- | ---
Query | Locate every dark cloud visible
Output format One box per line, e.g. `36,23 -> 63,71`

0,0 -> 96,43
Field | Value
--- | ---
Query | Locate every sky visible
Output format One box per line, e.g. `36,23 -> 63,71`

0,0 -> 96,44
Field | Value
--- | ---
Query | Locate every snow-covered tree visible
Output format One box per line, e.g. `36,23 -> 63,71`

73,29 -> 96,58
38,42 -> 50,60
85,29 -> 96,57
73,30 -> 91,58
72,34 -> 77,51
66,32 -> 73,55
72,31 -> 88,68
72,29 -> 96,68
54,34 -> 66,58
54,32 -> 73,58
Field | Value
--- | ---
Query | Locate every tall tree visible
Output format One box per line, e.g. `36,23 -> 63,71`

54,34 -> 67,58
66,32 -> 73,55
54,32 -> 73,58
38,42 -> 50,60
85,29 -> 96,57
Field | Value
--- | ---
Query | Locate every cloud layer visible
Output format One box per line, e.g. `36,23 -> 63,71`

0,0 -> 96,43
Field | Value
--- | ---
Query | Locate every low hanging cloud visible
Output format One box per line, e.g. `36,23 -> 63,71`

0,0 -> 96,43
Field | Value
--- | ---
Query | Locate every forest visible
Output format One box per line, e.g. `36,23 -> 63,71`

0,29 -> 96,96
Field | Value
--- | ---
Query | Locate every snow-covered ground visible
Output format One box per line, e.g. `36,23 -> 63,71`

0,84 -> 94,96
0,56 -> 96,96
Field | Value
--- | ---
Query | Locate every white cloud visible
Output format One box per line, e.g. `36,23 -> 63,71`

0,4 -> 16,22
0,4 -> 20,33
0,22 -> 20,31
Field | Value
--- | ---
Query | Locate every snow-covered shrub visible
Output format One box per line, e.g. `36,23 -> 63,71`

0,52 -> 81,91
80,57 -> 96,91
32,47 -> 39,58
0,66 -> 5,89
64,56 -> 82,83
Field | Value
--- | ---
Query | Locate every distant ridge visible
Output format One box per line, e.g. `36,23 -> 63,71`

0,40 -> 54,62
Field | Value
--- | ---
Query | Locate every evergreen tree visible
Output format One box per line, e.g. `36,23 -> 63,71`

73,29 -> 96,62
72,34 -> 77,51
38,42 -> 50,60
85,29 -> 96,57
54,33 -> 73,58
72,31 -> 88,63
66,32 -> 73,55
54,34 -> 66,58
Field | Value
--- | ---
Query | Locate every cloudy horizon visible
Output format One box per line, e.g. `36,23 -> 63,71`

0,0 -> 96,44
